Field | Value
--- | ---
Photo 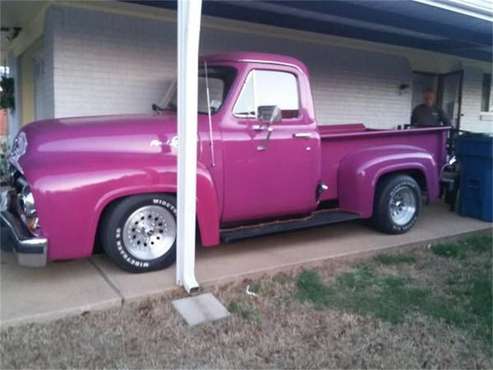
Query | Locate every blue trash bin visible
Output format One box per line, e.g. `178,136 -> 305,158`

456,133 -> 493,222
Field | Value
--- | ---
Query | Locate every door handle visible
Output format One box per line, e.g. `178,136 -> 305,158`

293,132 -> 312,139
252,124 -> 269,131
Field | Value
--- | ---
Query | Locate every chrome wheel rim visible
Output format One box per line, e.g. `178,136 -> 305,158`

389,187 -> 416,226
123,205 -> 176,261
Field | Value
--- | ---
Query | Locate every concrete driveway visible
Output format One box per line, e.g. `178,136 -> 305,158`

1,202 -> 491,327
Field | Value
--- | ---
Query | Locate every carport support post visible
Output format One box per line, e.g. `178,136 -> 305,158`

176,0 -> 202,293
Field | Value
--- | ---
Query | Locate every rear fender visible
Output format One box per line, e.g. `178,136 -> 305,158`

337,146 -> 439,218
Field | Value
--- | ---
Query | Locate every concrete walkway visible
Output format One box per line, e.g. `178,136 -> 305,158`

1,202 -> 491,327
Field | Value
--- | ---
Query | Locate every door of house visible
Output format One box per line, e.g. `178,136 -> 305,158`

412,71 -> 463,129
438,71 -> 463,129
412,72 -> 438,110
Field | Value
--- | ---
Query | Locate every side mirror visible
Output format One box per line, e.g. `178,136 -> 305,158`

257,105 -> 282,124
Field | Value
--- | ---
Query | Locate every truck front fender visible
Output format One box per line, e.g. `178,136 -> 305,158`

94,161 -> 221,247
27,159 -> 220,261
337,145 -> 439,218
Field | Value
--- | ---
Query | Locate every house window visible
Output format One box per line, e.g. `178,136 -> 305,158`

481,73 -> 492,112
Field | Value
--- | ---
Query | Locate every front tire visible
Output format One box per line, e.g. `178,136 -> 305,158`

371,175 -> 421,234
101,194 -> 177,273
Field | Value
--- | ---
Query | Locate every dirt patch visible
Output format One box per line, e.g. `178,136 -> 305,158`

1,233 -> 492,369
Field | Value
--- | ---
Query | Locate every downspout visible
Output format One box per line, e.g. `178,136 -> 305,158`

175,0 -> 203,293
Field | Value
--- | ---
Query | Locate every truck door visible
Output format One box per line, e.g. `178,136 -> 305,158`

221,67 -> 321,223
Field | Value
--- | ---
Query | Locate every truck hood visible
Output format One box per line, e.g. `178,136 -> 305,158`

10,113 -> 181,174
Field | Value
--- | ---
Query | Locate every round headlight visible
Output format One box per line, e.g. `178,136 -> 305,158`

20,186 -> 37,217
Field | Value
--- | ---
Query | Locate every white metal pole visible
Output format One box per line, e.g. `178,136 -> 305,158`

176,0 -> 202,293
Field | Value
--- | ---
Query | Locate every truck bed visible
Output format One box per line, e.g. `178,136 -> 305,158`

317,123 -> 449,201
318,123 -> 369,136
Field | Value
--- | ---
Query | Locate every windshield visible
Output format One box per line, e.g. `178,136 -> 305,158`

161,66 -> 236,114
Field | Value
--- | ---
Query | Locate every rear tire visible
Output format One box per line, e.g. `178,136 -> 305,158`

371,175 -> 421,234
100,194 -> 177,273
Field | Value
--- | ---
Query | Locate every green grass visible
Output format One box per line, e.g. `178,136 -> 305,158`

296,270 -> 332,307
431,242 -> 468,259
444,268 -> 492,342
228,301 -> 261,323
374,254 -> 416,265
464,234 -> 493,253
297,266 -> 431,323
296,234 -> 493,345
431,234 -> 492,259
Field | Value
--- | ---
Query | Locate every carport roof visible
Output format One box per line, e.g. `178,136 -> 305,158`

127,0 -> 493,62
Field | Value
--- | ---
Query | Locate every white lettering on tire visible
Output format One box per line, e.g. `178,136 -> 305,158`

115,227 -> 150,268
152,199 -> 176,214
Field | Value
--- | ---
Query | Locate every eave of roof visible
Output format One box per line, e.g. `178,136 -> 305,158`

126,0 -> 492,63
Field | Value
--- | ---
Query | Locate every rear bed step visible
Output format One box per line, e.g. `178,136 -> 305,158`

220,210 -> 360,243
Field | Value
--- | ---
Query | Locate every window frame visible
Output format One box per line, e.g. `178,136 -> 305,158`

197,65 -> 237,115
232,68 -> 301,122
232,70 -> 256,119
162,65 -> 237,116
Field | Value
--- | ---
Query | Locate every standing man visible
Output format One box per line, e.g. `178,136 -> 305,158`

411,88 -> 451,127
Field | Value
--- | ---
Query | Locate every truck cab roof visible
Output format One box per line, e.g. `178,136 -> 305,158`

201,52 -> 309,75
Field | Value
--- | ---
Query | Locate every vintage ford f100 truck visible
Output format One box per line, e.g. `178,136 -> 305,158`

1,52 -> 449,272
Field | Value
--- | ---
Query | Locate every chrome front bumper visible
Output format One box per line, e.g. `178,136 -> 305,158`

0,187 -> 47,267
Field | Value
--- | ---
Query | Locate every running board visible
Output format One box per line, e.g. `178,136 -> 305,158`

220,210 -> 360,243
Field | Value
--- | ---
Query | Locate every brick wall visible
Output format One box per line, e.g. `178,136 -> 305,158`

49,6 -> 176,120
47,6 -> 413,129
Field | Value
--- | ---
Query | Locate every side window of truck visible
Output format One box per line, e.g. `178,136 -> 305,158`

233,70 -> 300,120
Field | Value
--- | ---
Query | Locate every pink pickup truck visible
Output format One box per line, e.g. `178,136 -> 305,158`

1,52 -> 449,272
